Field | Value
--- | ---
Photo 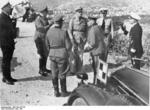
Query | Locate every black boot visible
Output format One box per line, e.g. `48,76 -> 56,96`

2,66 -> 14,85
60,78 -> 70,97
2,78 -> 14,85
52,78 -> 60,97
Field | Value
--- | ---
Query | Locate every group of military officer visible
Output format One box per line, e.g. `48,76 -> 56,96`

33,6 -> 114,97
0,2 -> 143,98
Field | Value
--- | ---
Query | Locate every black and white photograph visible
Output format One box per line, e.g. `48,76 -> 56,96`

0,0 -> 149,109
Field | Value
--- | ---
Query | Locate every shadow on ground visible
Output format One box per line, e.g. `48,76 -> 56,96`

0,57 -> 22,72
18,74 -> 53,82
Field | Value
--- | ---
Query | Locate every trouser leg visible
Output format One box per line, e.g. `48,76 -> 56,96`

91,54 -> 99,84
52,77 -> 60,97
50,58 -> 60,97
1,45 -> 14,80
35,39 -> 48,73
39,56 -> 47,71
58,59 -> 70,97
60,78 -> 67,93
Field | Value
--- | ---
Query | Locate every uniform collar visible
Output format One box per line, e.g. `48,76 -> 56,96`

2,10 -> 10,17
131,22 -> 138,28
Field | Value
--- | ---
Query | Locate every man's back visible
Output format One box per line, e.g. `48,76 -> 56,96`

46,27 -> 72,59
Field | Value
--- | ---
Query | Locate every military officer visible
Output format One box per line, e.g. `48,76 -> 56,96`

97,8 -> 114,62
34,6 -> 52,76
68,6 -> 88,72
84,15 -> 106,84
121,13 -> 143,69
45,15 -> 72,97
0,2 -> 18,85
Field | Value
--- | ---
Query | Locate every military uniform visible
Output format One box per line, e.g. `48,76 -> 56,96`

46,15 -> 72,97
85,22 -> 106,84
129,23 -> 143,69
97,12 -> 113,62
0,3 -> 17,85
69,15 -> 87,72
34,14 -> 51,75
121,13 -> 143,70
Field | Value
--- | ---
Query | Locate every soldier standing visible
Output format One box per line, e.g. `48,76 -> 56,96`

0,3 -> 18,85
97,8 -> 114,62
45,15 -> 72,97
34,7 -> 52,76
84,15 -> 106,84
68,6 -> 88,72
121,13 -> 143,70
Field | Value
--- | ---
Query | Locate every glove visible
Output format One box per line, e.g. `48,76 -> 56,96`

130,48 -> 136,53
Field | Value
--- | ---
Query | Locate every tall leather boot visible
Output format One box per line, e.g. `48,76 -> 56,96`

39,58 -> 48,76
52,78 -> 60,97
2,66 -> 14,85
60,78 -> 70,97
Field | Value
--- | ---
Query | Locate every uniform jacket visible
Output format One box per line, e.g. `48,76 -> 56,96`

129,23 -> 143,57
97,17 -> 113,34
0,12 -> 16,46
69,16 -> 87,43
34,15 -> 49,40
87,25 -> 106,56
46,27 -> 72,59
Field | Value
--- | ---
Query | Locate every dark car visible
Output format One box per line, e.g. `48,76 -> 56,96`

66,59 -> 149,106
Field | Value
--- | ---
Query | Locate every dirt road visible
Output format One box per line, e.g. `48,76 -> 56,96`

0,21 -> 95,106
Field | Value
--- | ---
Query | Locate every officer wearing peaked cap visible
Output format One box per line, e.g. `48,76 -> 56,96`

0,2 -> 18,85
84,15 -> 106,84
34,6 -> 52,77
45,15 -> 72,97
121,12 -> 143,70
68,6 -> 88,73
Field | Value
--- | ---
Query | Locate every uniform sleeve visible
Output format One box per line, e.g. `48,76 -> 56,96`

129,26 -> 142,50
45,33 -> 50,51
69,18 -> 73,31
65,31 -> 72,51
35,17 -> 49,33
1,18 -> 16,39
87,27 -> 96,48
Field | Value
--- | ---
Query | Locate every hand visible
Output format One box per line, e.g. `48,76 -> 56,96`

130,48 -> 136,53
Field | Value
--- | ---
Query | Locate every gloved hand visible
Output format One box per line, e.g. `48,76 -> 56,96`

130,48 -> 136,53
84,43 -> 92,52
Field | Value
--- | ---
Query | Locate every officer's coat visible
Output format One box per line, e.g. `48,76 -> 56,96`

34,15 -> 49,40
129,23 -> 143,57
69,16 -> 87,43
0,12 -> 16,46
87,25 -> 106,56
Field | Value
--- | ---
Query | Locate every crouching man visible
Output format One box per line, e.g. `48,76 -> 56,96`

45,15 -> 72,97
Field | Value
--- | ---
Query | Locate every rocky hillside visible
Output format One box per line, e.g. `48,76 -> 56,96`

29,0 -> 150,14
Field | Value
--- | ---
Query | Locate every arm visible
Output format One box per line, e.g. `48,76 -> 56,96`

84,27 -> 96,52
45,34 -> 50,52
68,19 -> 76,45
35,17 -> 50,33
65,31 -> 72,52
120,22 -> 128,35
